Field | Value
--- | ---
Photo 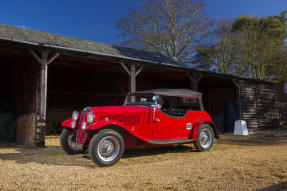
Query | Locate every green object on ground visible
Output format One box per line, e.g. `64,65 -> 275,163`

0,113 -> 16,143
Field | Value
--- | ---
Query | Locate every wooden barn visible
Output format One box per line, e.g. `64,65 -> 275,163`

0,24 -> 279,147
276,81 -> 287,122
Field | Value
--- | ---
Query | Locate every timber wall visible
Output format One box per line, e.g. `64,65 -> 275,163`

12,59 -> 39,145
240,80 -> 279,131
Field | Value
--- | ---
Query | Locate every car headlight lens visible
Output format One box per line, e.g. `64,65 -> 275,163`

71,121 -> 76,129
87,112 -> 94,123
72,111 -> 79,121
81,121 -> 87,130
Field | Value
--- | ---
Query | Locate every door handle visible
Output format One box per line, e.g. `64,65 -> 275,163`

155,119 -> 160,122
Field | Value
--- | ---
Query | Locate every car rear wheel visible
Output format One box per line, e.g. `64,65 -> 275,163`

89,129 -> 124,167
194,124 -> 214,152
60,129 -> 82,155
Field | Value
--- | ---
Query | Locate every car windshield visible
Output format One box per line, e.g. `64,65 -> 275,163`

124,92 -> 201,112
124,93 -> 155,106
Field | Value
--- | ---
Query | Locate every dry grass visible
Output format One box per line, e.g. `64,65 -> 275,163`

0,129 -> 287,191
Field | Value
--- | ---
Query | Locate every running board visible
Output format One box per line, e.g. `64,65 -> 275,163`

147,138 -> 194,145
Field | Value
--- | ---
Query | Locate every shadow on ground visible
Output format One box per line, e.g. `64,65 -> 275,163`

255,182 -> 287,191
123,145 -> 193,158
1,129 -> 287,168
218,130 -> 287,146
0,143 -> 193,168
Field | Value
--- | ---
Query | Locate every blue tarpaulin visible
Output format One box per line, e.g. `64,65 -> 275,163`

212,99 -> 237,132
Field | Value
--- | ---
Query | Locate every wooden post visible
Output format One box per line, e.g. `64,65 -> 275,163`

233,79 -> 242,120
120,62 -> 143,93
40,50 -> 48,120
130,64 -> 136,93
29,49 -> 60,147
186,72 -> 202,91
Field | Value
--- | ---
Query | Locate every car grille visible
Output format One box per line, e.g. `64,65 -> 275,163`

76,110 -> 87,144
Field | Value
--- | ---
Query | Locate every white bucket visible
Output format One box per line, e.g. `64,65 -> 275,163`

234,120 -> 249,136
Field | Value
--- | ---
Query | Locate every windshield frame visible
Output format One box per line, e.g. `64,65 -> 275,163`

124,92 -> 204,111
124,92 -> 155,107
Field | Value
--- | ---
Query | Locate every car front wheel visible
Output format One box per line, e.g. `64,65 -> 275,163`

194,124 -> 214,152
89,129 -> 124,167
60,128 -> 82,155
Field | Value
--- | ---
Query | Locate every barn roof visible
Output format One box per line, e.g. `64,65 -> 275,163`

0,24 -> 179,67
0,24 -> 276,84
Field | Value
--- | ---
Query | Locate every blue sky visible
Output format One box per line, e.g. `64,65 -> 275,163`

0,0 -> 286,44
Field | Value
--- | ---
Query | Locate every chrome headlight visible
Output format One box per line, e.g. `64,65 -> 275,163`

87,112 -> 94,123
81,121 -> 87,130
71,121 -> 76,129
72,111 -> 79,121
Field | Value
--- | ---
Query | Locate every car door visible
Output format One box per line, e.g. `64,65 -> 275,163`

152,108 -> 185,139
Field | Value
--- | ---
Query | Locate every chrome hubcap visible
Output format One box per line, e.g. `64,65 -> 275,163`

199,128 -> 212,149
97,136 -> 120,162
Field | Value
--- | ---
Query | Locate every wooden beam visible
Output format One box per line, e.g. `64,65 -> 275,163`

47,52 -> 60,65
120,62 -> 144,93
186,72 -> 202,90
28,49 -> 60,147
40,50 -> 48,118
135,65 -> 144,77
28,49 -> 42,65
232,79 -> 240,88
130,64 -> 136,93
120,62 -> 131,76
233,79 -> 242,120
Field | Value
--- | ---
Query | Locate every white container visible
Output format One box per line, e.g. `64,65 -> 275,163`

234,120 -> 249,136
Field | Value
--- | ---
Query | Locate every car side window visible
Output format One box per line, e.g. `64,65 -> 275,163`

160,96 -> 200,117
182,97 -> 201,111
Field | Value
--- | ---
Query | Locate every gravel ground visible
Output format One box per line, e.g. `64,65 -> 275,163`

0,129 -> 287,191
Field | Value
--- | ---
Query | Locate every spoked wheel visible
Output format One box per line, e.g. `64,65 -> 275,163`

89,129 -> 124,167
194,124 -> 214,152
60,129 -> 82,155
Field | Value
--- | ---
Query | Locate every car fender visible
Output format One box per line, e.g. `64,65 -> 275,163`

191,118 -> 219,140
86,119 -> 149,142
61,118 -> 74,130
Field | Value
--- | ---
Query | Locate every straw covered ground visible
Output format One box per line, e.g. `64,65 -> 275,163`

0,129 -> 287,191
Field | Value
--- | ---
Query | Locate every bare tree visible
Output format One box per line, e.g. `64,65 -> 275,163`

115,0 -> 212,64
193,19 -> 236,73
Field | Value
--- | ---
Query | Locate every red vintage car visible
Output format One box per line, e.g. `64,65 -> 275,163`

60,89 -> 219,166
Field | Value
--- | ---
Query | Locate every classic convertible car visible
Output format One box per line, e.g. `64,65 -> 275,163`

60,89 -> 219,166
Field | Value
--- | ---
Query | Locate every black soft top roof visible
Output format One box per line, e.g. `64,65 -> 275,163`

136,89 -> 202,99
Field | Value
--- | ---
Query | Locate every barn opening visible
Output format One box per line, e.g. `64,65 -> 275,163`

46,55 -> 129,134
0,49 -> 15,143
136,66 -> 190,90
0,44 -> 40,143
198,75 -> 238,132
